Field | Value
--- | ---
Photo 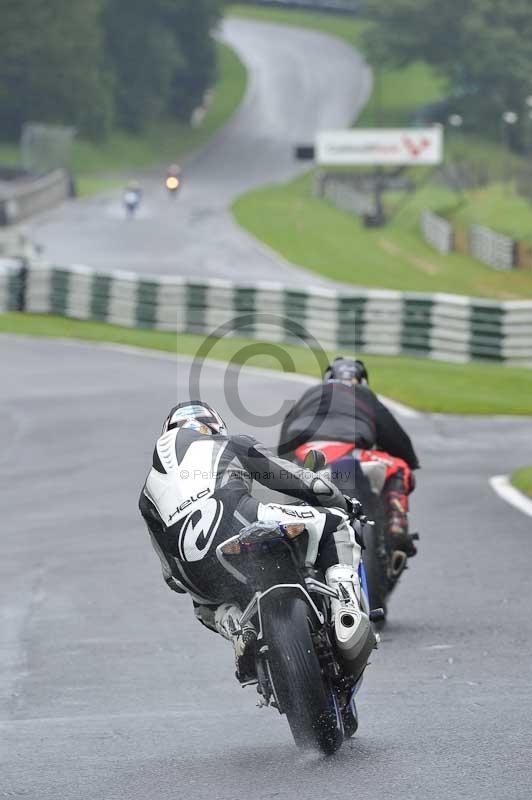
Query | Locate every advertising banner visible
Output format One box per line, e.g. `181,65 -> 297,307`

316,128 -> 443,166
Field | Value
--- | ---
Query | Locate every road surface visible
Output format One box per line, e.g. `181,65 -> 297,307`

2,336 -> 532,800
24,18 -> 371,285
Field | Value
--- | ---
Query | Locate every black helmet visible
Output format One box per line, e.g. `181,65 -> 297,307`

162,401 -> 227,436
323,357 -> 369,386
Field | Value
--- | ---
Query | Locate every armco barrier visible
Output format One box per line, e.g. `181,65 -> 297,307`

469,225 -> 516,271
421,209 -> 454,254
420,210 -> 528,271
8,262 -> 530,365
315,173 -> 374,216
0,169 -> 71,226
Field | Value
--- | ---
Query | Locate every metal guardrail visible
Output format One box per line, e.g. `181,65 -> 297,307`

421,210 -> 454,254
2,261 -> 530,364
0,169 -> 71,226
420,210 -> 524,271
469,225 -> 515,271
314,173 -> 374,215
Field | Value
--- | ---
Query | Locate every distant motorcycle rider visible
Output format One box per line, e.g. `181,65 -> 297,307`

165,163 -> 182,193
123,180 -> 142,217
278,357 -> 420,558
139,401 -> 376,681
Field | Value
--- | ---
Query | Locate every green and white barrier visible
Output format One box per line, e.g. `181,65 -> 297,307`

12,263 -> 531,365
1,260 -> 531,364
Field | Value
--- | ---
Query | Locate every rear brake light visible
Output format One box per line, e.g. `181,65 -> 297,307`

282,523 -> 305,539
220,539 -> 241,555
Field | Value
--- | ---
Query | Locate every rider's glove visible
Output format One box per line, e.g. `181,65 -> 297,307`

310,476 -> 348,512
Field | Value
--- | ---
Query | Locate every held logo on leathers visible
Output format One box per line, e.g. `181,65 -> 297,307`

178,498 -> 224,562
169,488 -> 211,522
267,504 -> 317,520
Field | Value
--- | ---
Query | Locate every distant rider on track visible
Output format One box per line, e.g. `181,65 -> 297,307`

165,163 -> 182,194
123,180 -> 142,217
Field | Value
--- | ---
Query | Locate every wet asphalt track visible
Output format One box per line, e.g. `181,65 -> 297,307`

2,336 -> 532,800
25,17 -> 371,285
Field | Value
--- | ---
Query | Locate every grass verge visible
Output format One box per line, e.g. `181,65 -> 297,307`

0,42 -> 247,197
511,466 -> 532,498
436,182 -> 532,245
233,172 -> 532,297
2,312 -> 532,415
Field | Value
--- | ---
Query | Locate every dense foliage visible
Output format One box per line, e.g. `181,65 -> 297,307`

0,0 -> 226,140
364,0 -> 532,147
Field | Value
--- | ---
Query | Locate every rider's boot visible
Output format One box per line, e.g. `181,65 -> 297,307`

214,603 -> 257,683
384,491 -> 417,583
385,490 -> 417,557
325,565 -> 376,681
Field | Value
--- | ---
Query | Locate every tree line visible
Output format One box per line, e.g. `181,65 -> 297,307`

364,0 -> 532,149
0,0 -> 226,140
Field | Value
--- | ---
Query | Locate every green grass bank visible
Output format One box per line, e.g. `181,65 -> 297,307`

229,5 -> 532,297
233,172 -> 532,298
511,466 -> 532,498
2,312 -> 532,415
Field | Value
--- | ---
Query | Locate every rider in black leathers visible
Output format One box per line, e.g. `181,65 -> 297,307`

278,357 -> 420,557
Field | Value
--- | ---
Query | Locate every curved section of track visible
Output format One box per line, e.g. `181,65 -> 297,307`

25,18 -> 371,285
2,336 -> 532,799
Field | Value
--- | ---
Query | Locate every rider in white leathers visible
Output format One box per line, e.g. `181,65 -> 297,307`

139,401 -> 375,680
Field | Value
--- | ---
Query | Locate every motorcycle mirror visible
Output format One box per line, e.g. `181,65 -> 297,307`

303,449 -> 326,473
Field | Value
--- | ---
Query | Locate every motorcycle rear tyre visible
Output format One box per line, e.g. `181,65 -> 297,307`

263,596 -> 342,755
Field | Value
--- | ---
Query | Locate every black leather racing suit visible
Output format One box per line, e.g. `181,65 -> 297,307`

278,382 -> 420,550
278,382 -> 419,468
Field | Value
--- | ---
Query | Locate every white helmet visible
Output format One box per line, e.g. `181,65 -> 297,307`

162,401 -> 227,436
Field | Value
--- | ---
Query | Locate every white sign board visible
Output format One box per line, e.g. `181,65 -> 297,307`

316,128 -> 443,166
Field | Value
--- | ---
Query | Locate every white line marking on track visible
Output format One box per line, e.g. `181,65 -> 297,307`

490,474 -> 532,518
101,343 -> 317,384
378,395 -> 420,419
2,336 -> 421,417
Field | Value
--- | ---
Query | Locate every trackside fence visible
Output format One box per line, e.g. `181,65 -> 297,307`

0,169 -> 71,226
2,261 -> 531,365
420,210 -> 454,254
420,210 -> 526,270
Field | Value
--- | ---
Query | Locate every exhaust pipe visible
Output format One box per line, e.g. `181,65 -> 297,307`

340,612 -> 356,628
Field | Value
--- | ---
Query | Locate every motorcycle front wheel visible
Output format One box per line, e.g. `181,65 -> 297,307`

262,595 -> 343,755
